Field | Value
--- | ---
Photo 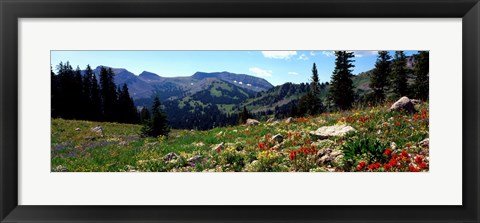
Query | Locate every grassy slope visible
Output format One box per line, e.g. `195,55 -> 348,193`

52,101 -> 429,172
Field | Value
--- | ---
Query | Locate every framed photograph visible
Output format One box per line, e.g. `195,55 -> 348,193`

1,0 -> 479,222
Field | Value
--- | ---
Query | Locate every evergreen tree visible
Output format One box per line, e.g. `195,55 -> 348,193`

307,63 -> 323,115
51,65 -> 59,118
413,51 -> 429,100
297,93 -> 311,116
330,51 -> 355,110
117,83 -> 138,123
390,51 -> 408,98
99,67 -> 118,122
141,96 -> 170,137
139,106 -> 151,123
56,61 -> 76,119
72,66 -> 84,119
370,51 -> 391,102
238,106 -> 252,124
87,65 -> 102,121
81,65 -> 92,119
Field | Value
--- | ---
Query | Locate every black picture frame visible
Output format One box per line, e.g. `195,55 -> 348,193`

1,0 -> 479,222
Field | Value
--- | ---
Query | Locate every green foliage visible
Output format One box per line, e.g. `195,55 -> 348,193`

117,84 -> 139,124
341,136 -> 389,169
390,51 -> 409,98
100,67 -> 118,122
330,51 -> 355,110
370,51 -> 391,101
298,63 -> 324,116
413,51 -> 429,100
238,106 -> 252,124
51,101 -> 429,172
141,96 -> 170,137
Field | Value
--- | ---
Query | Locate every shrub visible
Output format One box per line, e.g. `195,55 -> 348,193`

341,136 -> 389,170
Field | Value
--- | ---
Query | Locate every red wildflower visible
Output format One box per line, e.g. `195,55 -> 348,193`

401,150 -> 409,158
383,148 -> 392,156
357,161 -> 367,171
419,162 -> 428,169
407,143 -> 411,148
414,155 -> 423,164
409,165 -> 420,172
258,143 -> 266,150
389,158 -> 398,166
383,163 -> 391,171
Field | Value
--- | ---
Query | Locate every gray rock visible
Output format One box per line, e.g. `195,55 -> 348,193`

410,99 -> 422,105
266,118 -> 275,123
75,128 -> 81,131
91,126 -> 103,134
390,142 -> 397,151
212,142 -> 225,152
390,96 -> 415,113
316,148 -> 343,166
285,117 -> 295,124
271,134 -> 284,143
309,124 -> 356,139
53,165 -> 67,172
246,118 -> 260,126
187,155 -> 203,163
163,152 -> 178,161
418,138 -> 429,148
84,136 -> 96,141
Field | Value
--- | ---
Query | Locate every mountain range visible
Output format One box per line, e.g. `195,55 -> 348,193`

88,66 -> 273,102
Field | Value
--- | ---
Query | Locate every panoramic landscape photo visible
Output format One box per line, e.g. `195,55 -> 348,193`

51,50 -> 429,172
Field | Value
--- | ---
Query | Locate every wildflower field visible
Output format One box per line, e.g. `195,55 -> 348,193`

51,102 -> 429,172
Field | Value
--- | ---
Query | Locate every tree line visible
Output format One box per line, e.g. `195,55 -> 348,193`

283,51 -> 430,118
52,62 -> 139,124
369,51 -> 429,103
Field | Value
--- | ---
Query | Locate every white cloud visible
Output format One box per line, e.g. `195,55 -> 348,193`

349,51 -> 378,58
321,51 -> 335,57
249,67 -> 273,78
261,51 -> 297,60
320,50 -> 378,58
288,72 -> 300,76
310,51 -> 317,56
297,53 -> 309,60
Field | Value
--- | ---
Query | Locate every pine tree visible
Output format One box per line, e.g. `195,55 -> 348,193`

413,51 -> 429,100
87,65 -> 102,121
56,61 -> 76,119
81,65 -> 92,119
390,51 -> 408,98
141,96 -> 170,137
117,83 -> 138,124
238,106 -> 252,124
51,65 -> 59,118
99,67 -> 118,122
330,51 -> 355,110
370,51 -> 391,102
308,63 -> 323,115
139,106 -> 151,123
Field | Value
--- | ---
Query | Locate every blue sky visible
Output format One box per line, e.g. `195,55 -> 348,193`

51,50 -> 419,86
